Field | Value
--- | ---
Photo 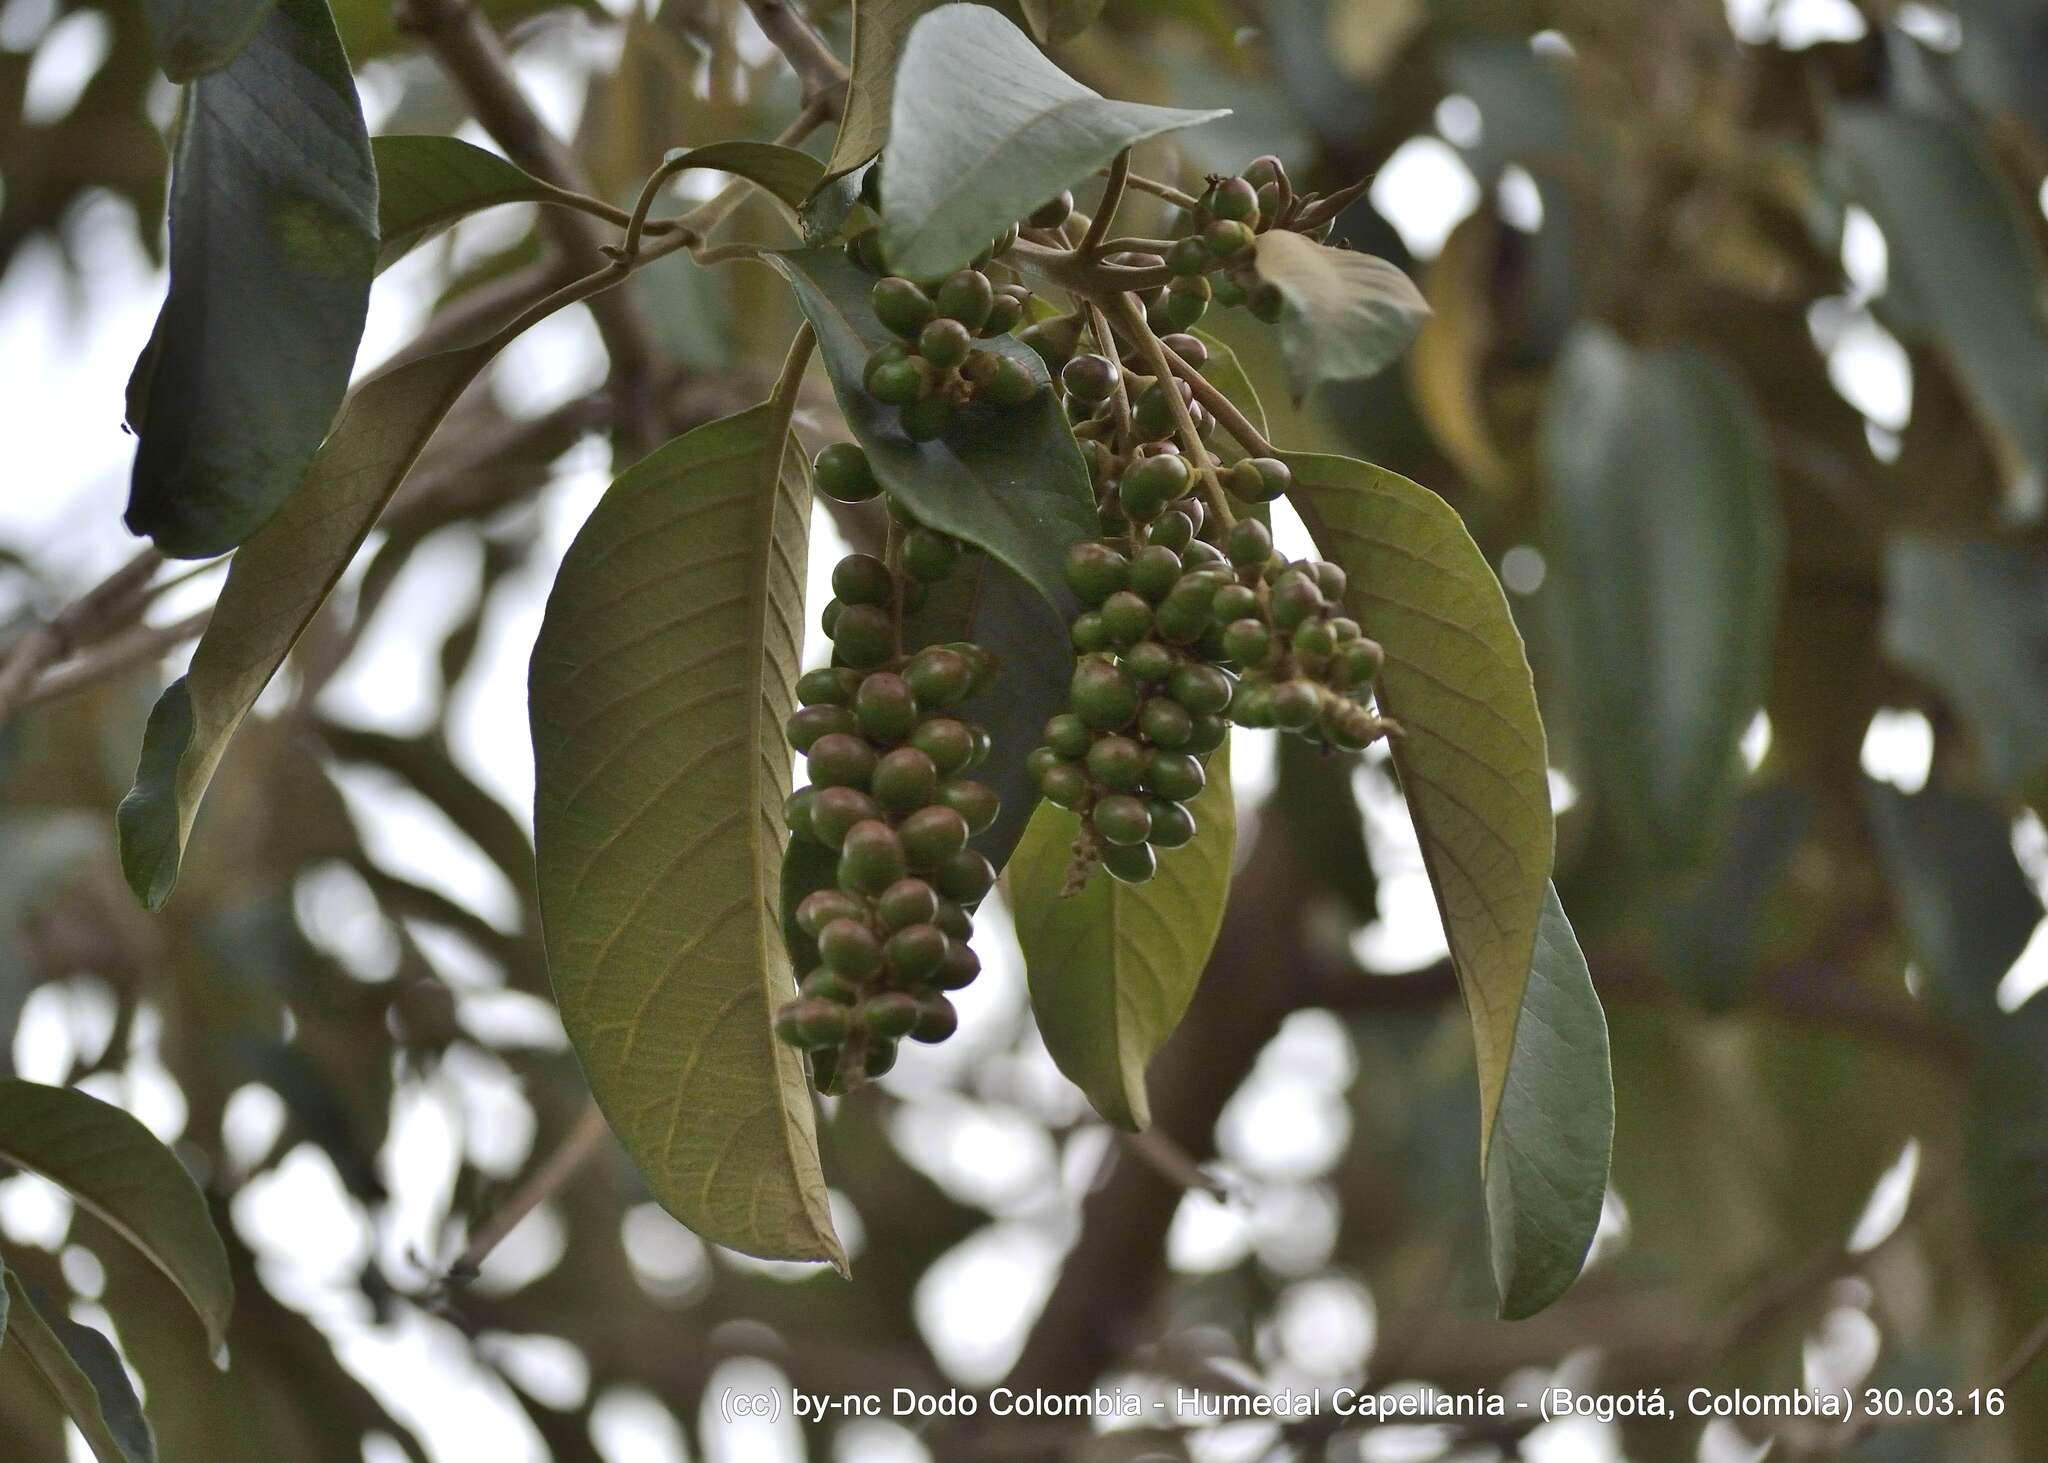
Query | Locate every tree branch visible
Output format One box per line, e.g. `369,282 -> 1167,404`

740,0 -> 849,116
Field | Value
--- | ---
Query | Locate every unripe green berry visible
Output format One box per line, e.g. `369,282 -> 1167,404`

1101,841 -> 1158,884
833,555 -> 896,611
1139,697 -> 1194,748
911,716 -> 975,775
935,269 -> 995,329
797,666 -> 860,706
1270,572 -> 1325,632
1129,544 -> 1184,602
1062,352 -> 1120,404
786,703 -> 857,753
1100,590 -> 1155,648
1293,619 -> 1336,658
856,672 -> 920,742
933,899 -> 973,941
819,917 -> 884,980
1222,617 -> 1272,666
1087,735 -> 1148,791
1123,639 -> 1176,684
900,803 -> 970,871
982,355 -> 1040,406
863,991 -> 922,1040
872,746 -> 939,812
793,998 -> 851,1047
814,442 -> 880,503
933,848 -> 996,904
802,968 -> 858,1005
885,922 -> 950,982
867,353 -> 932,406
839,820 -> 908,894
1169,662 -> 1234,715
1210,176 -> 1260,223
1071,656 -> 1141,729
1071,611 -> 1112,653
847,225 -> 887,274
1167,236 -> 1210,276
1132,380 -> 1184,439
936,940 -> 981,990
797,888 -> 867,937
1064,541 -> 1130,605
1212,583 -> 1259,623
902,527 -> 961,583
873,276 -> 937,337
1227,518 -> 1273,568
912,994 -> 959,1043
1041,761 -> 1090,810
918,316 -> 973,369
1146,799 -> 1198,848
813,786 -> 886,848
1120,454 -> 1192,522
980,291 -> 1025,337
1044,712 -> 1094,761
876,877 -> 940,932
1184,712 -> 1229,754
1204,219 -> 1256,259
1093,793 -> 1153,846
948,641 -> 998,695
1311,560 -> 1347,600
1227,456 -> 1290,503
786,787 -> 821,842
808,731 -> 879,789
862,1037 -> 900,1078
1269,678 -> 1322,730
1249,280 -> 1285,323
1145,750 -> 1206,802
1150,509 -> 1196,553
1231,680 -> 1275,728
940,778 -> 1000,834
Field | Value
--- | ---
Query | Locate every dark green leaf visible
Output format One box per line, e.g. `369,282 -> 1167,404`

1020,0 -> 1106,43
530,403 -> 843,1267
879,4 -> 1228,279
144,0 -> 275,80
0,1079 -> 232,1350
372,135 -> 572,272
1009,741 -> 1234,1130
779,838 -> 840,974
1830,106 -> 2048,516
0,1270 -> 156,1463
1882,537 -> 2048,798
656,140 -> 829,214
126,0 -> 378,559
902,552 -> 1073,872
1956,0 -> 2048,145
823,0 -> 942,182
1540,326 -> 1782,866
1659,786 -> 1812,1008
1485,884 -> 1613,1319
1252,231 -> 1430,402
120,341 -> 501,911
771,246 -> 1098,609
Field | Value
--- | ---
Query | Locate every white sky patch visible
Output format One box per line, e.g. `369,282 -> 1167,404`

889,1094 -> 1061,1218
1498,165 -> 1545,232
1825,314 -> 1912,431
1726,0 -> 1865,47
1370,137 -> 1480,260
1997,812 -> 2048,1010
329,762 -> 525,933
1349,754 -> 1450,970
1859,708 -> 1933,794
1841,206 -> 1887,299
913,1222 -> 1066,1385
593,1386 -> 692,1463
1847,1138 -> 1920,1253
20,7 -> 106,125
1740,710 -> 1773,773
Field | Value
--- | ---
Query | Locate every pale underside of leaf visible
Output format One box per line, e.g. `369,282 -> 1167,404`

1254,231 -> 1431,403
1009,742 -> 1234,1131
0,1078 -> 233,1352
879,3 -> 1228,279
1484,885 -> 1613,1319
1283,453 -> 1551,1154
530,405 -> 842,1267
118,343 -> 496,911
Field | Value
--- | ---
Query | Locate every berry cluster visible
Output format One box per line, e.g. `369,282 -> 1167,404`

773,445 -> 1001,1091
862,269 -> 1040,438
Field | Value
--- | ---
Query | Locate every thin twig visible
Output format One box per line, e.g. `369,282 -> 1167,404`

25,610 -> 212,708
1083,300 -> 1132,443
446,1101 -> 611,1285
0,548 -> 164,725
1121,1128 -> 1230,1200
1112,293 -> 1235,528
1162,337 -> 1275,457
1111,167 -> 1200,211
1079,149 -> 1129,256
739,0 -> 849,115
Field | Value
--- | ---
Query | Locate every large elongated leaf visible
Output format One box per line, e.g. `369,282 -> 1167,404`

1831,106 -> 2048,515
530,404 -> 843,1267
126,0 -> 377,559
1540,326 -> 1782,865
0,1272 -> 156,1463
1287,452 -> 1613,1318
1485,886 -> 1613,1319
772,246 -> 1097,609
1009,742 -> 1234,1131
879,4 -> 1227,279
0,1079 -> 232,1350
1253,231 -> 1430,402
822,0 -> 941,181
1882,536 -> 2048,799
145,0 -> 275,79
119,340 -> 500,911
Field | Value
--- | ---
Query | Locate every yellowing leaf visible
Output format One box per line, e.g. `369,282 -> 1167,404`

529,401 -> 843,1267
1009,742 -> 1234,1130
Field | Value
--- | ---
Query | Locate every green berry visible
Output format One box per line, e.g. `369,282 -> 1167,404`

911,717 -> 975,776
1120,454 -> 1192,521
903,527 -> 960,583
935,269 -> 995,329
786,787 -> 821,842
940,778 -> 1000,834
868,354 -> 933,406
1227,456 -> 1290,503
786,703 -> 857,753
1072,656 -> 1141,729
1150,509 -> 1196,553
918,316 -> 973,369
797,666 -> 858,706
1100,590 -> 1155,648
982,355 -> 1040,406
1270,572 -> 1325,632
1093,793 -> 1153,846
1213,583 -> 1259,623
900,804 -> 970,871
794,999 -> 851,1047
1212,274 -> 1247,309
839,820 -> 909,894
1019,316 -> 1083,370
1204,219 -> 1256,259
872,746 -> 939,812
1169,662 -> 1234,715
1222,617 -> 1271,666
812,785 -> 885,848
1345,638 -> 1385,683
1210,176 -> 1260,223
797,888 -> 866,937
814,442 -> 879,503
1139,698 -> 1194,748
862,1038 -> 900,1078
819,918 -> 884,980
802,968 -> 858,1004
980,291 -> 1025,337
1129,545 -> 1184,602
1071,611 -> 1111,653
1064,542 -> 1130,605
1167,236 -> 1210,276
876,877 -> 940,932
833,553 -> 894,607
1249,280 -> 1285,323
873,276 -> 937,338
911,994 -> 959,1043
1087,735 -> 1148,791
1312,560 -> 1347,600
852,673 -> 916,742
948,641 -> 997,695
1101,842 -> 1158,884
1294,619 -> 1336,657
1227,518 -> 1273,567
1269,678 -> 1322,730
807,731 -> 878,789
1184,712 -> 1228,754
1231,680 -> 1275,728
936,941 -> 981,990
933,848 -> 996,904
933,899 -> 973,941
1154,592 -> 1211,645
1133,380 -> 1183,439
885,923 -> 950,982
1062,352 -> 1120,404
1165,275 -> 1211,329
1124,640 -> 1176,684
1041,761 -> 1090,810
1146,799 -> 1197,848
1045,712 -> 1094,760
863,992 -> 922,1040
847,225 -> 887,274
1145,750 -> 1206,802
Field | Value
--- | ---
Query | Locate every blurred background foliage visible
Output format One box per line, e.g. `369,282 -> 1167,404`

3,0 -> 2048,1459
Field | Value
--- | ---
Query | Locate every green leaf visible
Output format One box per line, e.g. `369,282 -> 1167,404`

1188,327 -> 1269,444
822,0 -> 941,182
779,838 -> 840,974
1830,106 -> 2048,516
1282,454 -> 1551,1158
902,551 -> 1074,872
126,0 -> 378,559
879,4 -> 1228,280
1020,0 -> 1106,43
0,1271 -> 156,1463
771,246 -> 1098,609
1539,326 -> 1782,865
1009,741 -> 1234,1130
119,341 -> 501,911
1882,536 -> 2048,799
1485,885 -> 1613,1319
529,403 -> 843,1267
0,1079 -> 232,1350
657,140 -> 829,214
1251,231 -> 1430,402
144,0 -> 275,80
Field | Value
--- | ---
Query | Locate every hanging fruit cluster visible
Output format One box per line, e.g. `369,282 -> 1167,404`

773,444 -> 1001,1091
1138,154 -> 1349,331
